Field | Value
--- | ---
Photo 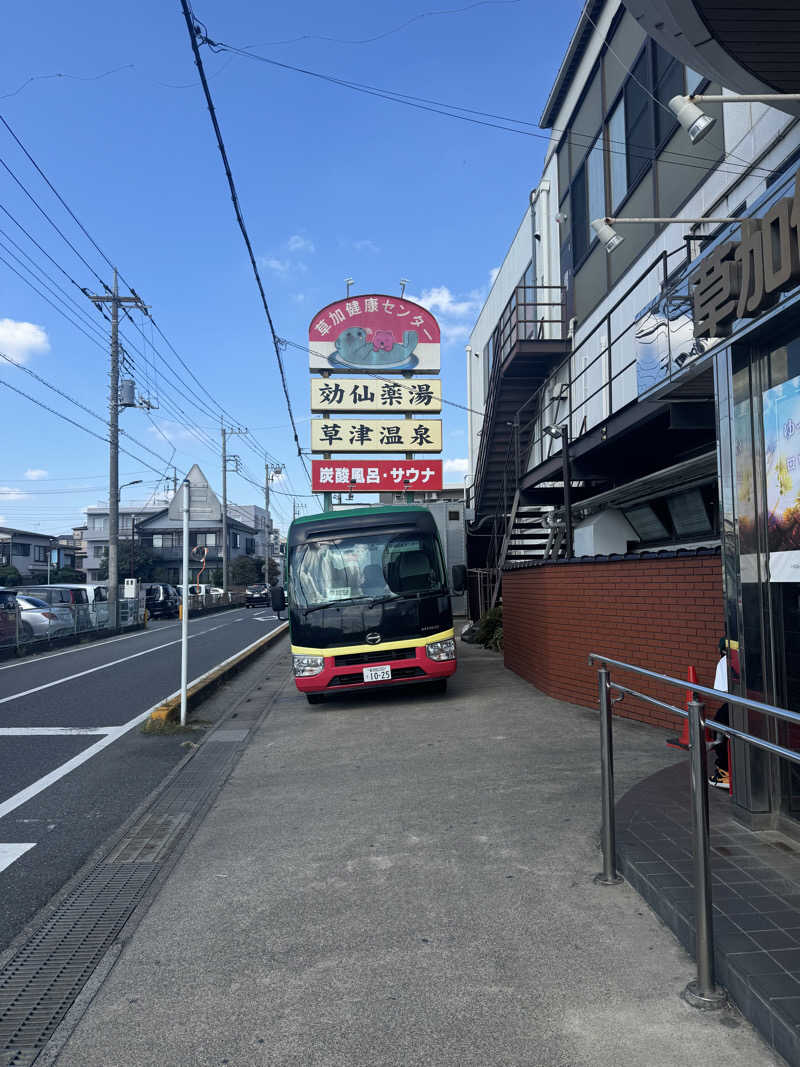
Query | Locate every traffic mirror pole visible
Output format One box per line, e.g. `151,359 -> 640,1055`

180,478 -> 190,726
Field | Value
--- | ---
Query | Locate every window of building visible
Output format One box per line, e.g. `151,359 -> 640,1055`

587,133 -> 605,233
685,67 -> 704,94
152,534 -> 175,549
93,544 -> 107,558
12,542 -> 30,557
607,98 -> 627,210
653,45 -> 682,146
571,162 -> 589,263
231,532 -> 240,549
119,515 -> 132,530
571,132 -> 606,265
448,510 -> 460,522
89,515 -> 107,531
246,537 -> 255,554
624,50 -> 654,188
34,545 -> 50,563
0,546 -> 8,566
194,532 -> 218,547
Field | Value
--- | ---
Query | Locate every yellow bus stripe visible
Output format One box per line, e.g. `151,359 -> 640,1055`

291,628 -> 455,659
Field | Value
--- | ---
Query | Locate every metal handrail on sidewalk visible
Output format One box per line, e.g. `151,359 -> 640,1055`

587,652 -> 800,1011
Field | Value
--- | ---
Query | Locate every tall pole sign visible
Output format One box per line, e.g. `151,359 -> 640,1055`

308,294 -> 443,510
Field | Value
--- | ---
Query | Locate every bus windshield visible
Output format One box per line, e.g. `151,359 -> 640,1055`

289,528 -> 446,610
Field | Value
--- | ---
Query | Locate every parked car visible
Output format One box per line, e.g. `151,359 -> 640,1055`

17,585 -> 92,630
16,594 -> 74,639
83,583 -> 110,628
0,588 -> 18,646
144,583 -> 179,619
245,584 -> 268,606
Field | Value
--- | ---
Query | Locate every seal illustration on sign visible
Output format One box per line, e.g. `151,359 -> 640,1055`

330,325 -> 420,371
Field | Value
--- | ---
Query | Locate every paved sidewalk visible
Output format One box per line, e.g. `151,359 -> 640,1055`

52,642 -> 781,1066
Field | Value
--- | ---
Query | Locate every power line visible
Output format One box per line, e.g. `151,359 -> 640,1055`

179,0 -> 309,484
202,35 -> 784,184
0,110 -> 287,472
0,370 -> 167,478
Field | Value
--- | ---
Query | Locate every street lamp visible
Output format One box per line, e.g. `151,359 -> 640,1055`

117,478 -> 142,502
669,93 -> 800,145
591,216 -> 740,254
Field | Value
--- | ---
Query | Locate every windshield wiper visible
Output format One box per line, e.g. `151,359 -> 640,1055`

302,595 -> 373,617
368,588 -> 446,608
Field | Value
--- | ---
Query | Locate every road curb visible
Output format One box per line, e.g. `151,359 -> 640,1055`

147,621 -> 289,724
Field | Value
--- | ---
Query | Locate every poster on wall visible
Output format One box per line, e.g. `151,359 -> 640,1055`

763,371 -> 800,582
308,295 -> 440,373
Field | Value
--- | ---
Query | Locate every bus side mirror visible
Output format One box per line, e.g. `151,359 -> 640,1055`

270,585 -> 286,612
451,564 -> 467,594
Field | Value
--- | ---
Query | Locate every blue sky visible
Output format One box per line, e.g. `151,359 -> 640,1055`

0,0 -> 581,533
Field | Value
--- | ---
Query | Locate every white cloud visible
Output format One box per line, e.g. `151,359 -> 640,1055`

0,516 -> 5,525
146,420 -> 204,445
443,458 -> 468,475
290,293 -> 305,304
489,266 -> 500,286
0,486 -> 29,500
24,468 -> 48,480
0,319 -> 50,363
261,257 -> 290,274
410,285 -> 483,345
353,239 -> 379,253
287,234 -> 315,254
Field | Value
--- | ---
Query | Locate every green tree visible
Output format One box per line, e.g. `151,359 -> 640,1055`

0,564 -> 22,587
267,557 -> 281,585
97,540 -> 159,581
230,556 -> 262,586
51,567 -> 85,583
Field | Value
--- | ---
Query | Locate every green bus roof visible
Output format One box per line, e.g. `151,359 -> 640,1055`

289,504 -> 430,527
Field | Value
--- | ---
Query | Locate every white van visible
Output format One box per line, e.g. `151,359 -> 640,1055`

83,584 -> 110,627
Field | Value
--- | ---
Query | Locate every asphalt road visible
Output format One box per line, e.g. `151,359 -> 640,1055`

0,606 -> 284,952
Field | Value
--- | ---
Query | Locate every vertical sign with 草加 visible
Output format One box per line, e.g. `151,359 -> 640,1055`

308,294 -> 443,500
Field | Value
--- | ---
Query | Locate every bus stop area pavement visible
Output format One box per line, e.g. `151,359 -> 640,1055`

50,641 -> 781,1067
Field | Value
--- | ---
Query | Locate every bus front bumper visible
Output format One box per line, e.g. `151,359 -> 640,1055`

293,640 -> 456,695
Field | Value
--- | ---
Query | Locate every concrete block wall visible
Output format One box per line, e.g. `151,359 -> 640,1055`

502,553 -> 724,730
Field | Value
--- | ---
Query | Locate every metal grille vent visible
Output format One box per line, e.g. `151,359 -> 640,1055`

0,864 -> 158,1066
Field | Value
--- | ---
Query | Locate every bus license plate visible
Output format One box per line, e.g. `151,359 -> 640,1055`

363,665 -> 391,683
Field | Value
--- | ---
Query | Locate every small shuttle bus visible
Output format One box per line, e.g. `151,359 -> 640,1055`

287,505 -> 465,703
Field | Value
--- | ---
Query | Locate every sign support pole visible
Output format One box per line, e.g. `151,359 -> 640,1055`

180,478 -> 190,726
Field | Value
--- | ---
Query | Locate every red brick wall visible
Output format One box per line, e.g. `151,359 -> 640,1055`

502,554 -> 724,730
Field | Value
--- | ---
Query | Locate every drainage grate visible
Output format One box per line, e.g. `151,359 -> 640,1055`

0,864 -> 158,1066
102,813 -> 189,865
208,729 -> 249,743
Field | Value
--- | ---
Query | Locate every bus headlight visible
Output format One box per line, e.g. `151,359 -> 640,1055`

426,638 -> 456,662
293,654 -> 324,677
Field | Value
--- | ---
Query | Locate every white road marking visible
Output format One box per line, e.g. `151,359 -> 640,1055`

0,620 -> 286,825
0,609 -> 249,673
0,727 -> 111,736
0,721 -> 143,822
0,611 -> 256,705
0,842 -> 36,873
0,638 -> 186,706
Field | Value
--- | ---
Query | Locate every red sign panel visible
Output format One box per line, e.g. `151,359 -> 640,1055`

308,294 -> 440,373
312,459 -> 443,492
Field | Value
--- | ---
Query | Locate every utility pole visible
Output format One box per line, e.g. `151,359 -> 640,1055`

85,269 -> 147,630
220,424 -> 247,592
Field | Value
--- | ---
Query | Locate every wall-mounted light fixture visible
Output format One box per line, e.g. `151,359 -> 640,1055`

669,92 -> 800,146
590,215 -> 739,254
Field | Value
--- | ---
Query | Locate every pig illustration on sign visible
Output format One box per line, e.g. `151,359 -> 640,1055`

330,326 -> 419,370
